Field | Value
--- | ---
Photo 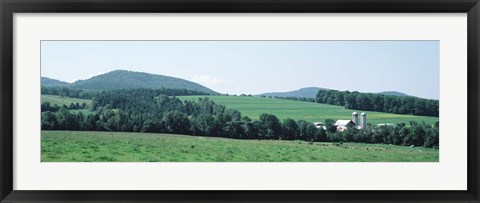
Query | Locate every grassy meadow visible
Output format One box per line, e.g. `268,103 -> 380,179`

41,95 -> 92,107
42,95 -> 93,115
179,96 -> 439,125
42,131 -> 439,162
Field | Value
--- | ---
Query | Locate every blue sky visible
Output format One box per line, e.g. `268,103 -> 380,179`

41,41 -> 439,99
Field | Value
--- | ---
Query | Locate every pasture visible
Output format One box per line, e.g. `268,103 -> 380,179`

42,131 -> 439,162
179,96 -> 439,125
41,95 -> 92,107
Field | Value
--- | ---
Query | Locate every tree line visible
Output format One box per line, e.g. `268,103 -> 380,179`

324,121 -> 438,148
260,95 -> 316,103
41,101 -> 88,112
41,88 -> 439,148
42,86 -> 96,99
41,86 -> 209,100
315,90 -> 439,117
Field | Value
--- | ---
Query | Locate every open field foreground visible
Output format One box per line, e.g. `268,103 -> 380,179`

42,131 -> 439,162
179,96 -> 439,125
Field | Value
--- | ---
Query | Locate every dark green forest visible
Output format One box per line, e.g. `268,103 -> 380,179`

41,88 -> 439,148
315,89 -> 439,117
41,86 -> 209,99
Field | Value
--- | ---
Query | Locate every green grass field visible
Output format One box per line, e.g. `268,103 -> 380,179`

41,95 -> 92,107
42,131 -> 439,162
179,96 -> 439,125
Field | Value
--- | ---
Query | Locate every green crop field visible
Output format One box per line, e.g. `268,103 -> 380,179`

41,131 -> 439,162
179,96 -> 439,125
41,95 -> 92,107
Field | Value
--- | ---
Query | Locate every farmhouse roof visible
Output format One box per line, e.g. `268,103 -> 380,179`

335,120 -> 353,126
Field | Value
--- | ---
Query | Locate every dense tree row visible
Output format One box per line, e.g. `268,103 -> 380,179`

41,86 -> 96,99
262,95 -> 316,103
41,86 -> 209,100
315,90 -> 439,117
41,101 -> 88,112
325,121 -> 439,148
41,89 -> 439,148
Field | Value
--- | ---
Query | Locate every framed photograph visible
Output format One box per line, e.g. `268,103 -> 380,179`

1,0 -> 479,202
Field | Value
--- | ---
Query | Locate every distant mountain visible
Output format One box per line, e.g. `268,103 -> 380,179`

41,77 -> 69,86
259,88 -> 412,99
259,87 -> 327,99
378,91 -> 410,97
42,70 -> 217,94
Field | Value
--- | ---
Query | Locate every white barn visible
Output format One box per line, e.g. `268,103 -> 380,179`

334,120 -> 355,132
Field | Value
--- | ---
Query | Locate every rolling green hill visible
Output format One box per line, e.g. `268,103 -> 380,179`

179,95 -> 439,125
378,91 -> 410,97
41,70 -> 218,94
259,87 -> 326,99
42,131 -> 439,162
41,77 -> 69,86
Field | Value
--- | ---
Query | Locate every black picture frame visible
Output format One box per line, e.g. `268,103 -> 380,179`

1,0 -> 479,202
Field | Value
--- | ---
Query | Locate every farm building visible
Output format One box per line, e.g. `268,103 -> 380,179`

313,122 -> 327,130
372,123 -> 395,132
333,112 -> 367,132
376,123 -> 394,127
334,120 -> 355,132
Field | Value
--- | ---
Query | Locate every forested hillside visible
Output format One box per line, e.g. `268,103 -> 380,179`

41,77 -> 69,86
41,70 -> 218,94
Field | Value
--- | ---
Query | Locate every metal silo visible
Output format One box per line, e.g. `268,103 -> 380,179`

352,112 -> 358,126
360,112 -> 367,129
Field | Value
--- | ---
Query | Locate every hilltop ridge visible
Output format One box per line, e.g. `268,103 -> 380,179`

42,70 -> 217,94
